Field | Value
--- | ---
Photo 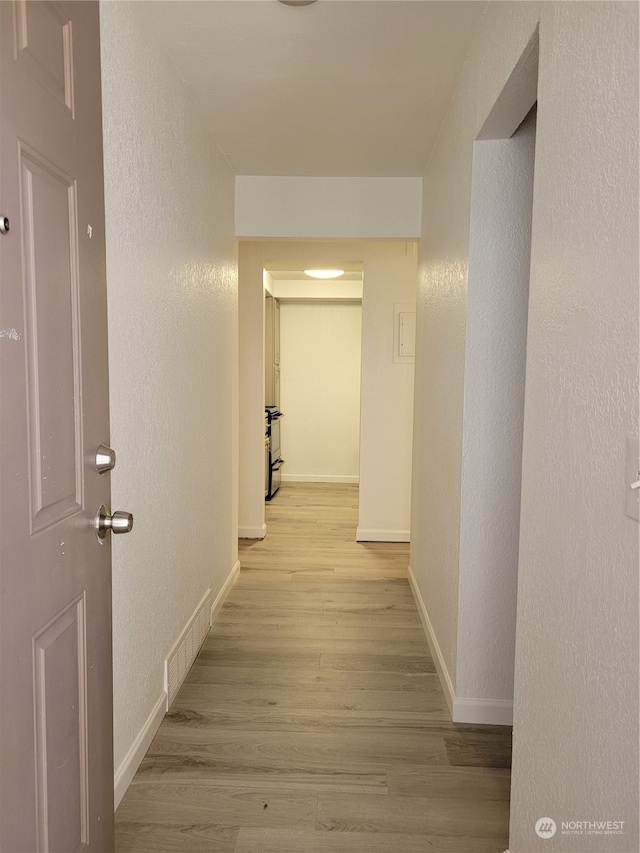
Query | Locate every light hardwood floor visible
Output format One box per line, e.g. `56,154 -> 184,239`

115,483 -> 511,853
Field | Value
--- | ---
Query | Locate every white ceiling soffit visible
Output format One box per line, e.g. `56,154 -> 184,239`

140,0 -> 485,177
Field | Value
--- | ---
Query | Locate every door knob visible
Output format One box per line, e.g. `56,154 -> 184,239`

95,504 -> 133,541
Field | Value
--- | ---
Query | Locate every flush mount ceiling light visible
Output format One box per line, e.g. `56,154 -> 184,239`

278,0 -> 318,5
304,269 -> 345,279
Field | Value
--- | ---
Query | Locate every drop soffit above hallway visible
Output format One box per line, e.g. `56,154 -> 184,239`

139,0 -> 485,177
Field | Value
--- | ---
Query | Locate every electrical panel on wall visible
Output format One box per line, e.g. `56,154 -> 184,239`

394,302 -> 416,363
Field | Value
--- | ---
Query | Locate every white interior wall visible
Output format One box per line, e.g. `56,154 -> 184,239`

239,246 -> 268,539
100,2 -> 238,802
239,241 -> 416,543
235,176 -> 422,239
410,2 -> 638,850
455,107 -> 537,722
279,301 -> 362,483
273,280 -> 363,300
263,270 -> 274,296
357,249 -> 416,542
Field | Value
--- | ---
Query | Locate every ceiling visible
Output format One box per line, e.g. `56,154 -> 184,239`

265,261 -> 363,281
140,1 -> 485,177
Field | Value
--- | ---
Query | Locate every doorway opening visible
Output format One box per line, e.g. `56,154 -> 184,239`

238,240 -> 417,546
453,31 -> 539,733
264,263 -> 363,498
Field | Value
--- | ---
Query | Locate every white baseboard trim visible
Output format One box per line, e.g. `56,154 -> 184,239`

282,474 -> 359,484
211,560 -> 240,624
408,565 -> 455,715
356,528 -> 410,543
408,566 -> 514,727
114,690 -> 166,809
453,697 -> 513,726
238,524 -> 266,539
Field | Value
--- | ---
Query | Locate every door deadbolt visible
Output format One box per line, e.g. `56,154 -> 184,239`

95,505 -> 133,542
0,216 -> 9,235
95,444 -> 116,474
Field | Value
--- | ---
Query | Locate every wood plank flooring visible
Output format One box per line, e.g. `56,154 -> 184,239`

115,483 -> 511,853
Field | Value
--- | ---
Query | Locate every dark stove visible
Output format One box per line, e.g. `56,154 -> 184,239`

265,407 -> 284,500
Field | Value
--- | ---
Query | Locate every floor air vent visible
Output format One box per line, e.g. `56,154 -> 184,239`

165,590 -> 212,708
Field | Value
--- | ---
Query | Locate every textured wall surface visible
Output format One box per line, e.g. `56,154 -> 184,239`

100,3 -> 237,777
510,4 -> 638,850
238,241 -> 415,541
457,109 -> 536,704
280,302 -> 362,482
411,1 -> 638,850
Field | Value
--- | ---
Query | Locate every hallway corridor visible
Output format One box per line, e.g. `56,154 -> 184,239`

115,484 -> 511,852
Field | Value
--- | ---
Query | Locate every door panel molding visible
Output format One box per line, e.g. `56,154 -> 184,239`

19,141 -> 84,533
13,0 -> 75,116
33,594 -> 89,852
